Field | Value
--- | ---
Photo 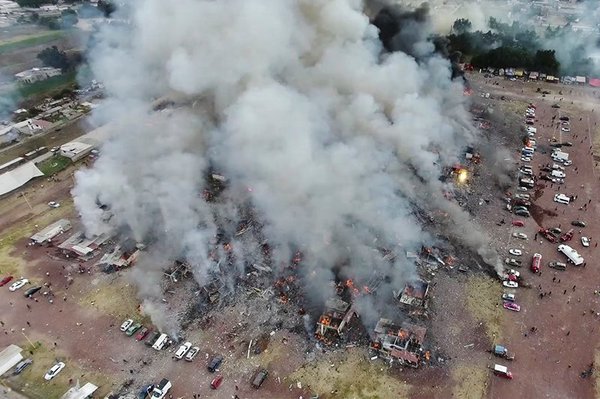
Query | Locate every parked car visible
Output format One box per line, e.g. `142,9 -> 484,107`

251,369 -> 268,389
503,281 -> 519,288
516,186 -> 529,192
521,156 -> 532,162
13,359 -> 32,375
47,201 -> 60,208
138,385 -> 154,399
508,249 -> 522,256
208,355 -> 224,372
0,276 -> 13,287
145,331 -> 161,347
512,232 -> 528,240
126,322 -> 142,336
582,237 -> 590,247
23,286 -> 41,298
560,229 -> 574,242
562,142 -> 573,147
539,229 -> 557,243
530,253 -> 542,273
504,258 -> 522,267
561,127 -> 570,132
150,378 -> 171,399
572,220 -> 586,227
210,375 -> 224,390
514,209 -> 530,218
502,293 -> 516,302
511,220 -> 525,227
44,362 -> 65,380
185,346 -> 200,362
549,227 -> 562,236
548,261 -> 567,271
8,278 -> 29,292
493,364 -> 514,379
503,301 -> 521,312
120,319 -> 134,332
174,342 -> 192,360
513,199 -> 531,207
135,327 -> 149,341
563,160 -> 573,166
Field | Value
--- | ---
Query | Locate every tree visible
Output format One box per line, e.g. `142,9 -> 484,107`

61,9 -> 78,28
37,46 -> 70,71
97,0 -> 116,17
452,18 -> 472,34
533,50 -> 560,75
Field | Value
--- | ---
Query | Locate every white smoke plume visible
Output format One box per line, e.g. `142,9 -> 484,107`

73,0 -> 501,329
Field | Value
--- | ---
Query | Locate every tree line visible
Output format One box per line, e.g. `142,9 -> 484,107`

446,17 -> 596,76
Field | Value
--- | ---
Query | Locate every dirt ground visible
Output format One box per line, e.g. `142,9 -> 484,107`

1,72 -> 600,399
469,72 -> 600,399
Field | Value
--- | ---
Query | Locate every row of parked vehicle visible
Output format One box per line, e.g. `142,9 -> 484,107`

0,276 -> 42,297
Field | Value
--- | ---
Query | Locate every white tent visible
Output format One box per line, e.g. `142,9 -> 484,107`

0,345 -> 23,376
0,162 -> 44,196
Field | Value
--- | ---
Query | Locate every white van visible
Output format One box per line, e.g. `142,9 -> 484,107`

554,194 -> 570,205
152,333 -> 169,351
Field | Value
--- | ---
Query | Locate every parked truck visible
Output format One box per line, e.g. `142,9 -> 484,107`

150,378 -> 172,399
489,345 -> 515,360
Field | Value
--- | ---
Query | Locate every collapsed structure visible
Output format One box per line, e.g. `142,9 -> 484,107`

57,231 -> 111,260
370,318 -> 428,368
315,298 -> 358,343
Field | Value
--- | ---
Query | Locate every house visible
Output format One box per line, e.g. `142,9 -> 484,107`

11,119 -> 52,136
315,298 -> 357,342
30,219 -> 71,245
58,231 -> 110,259
396,279 -> 430,309
529,71 -> 539,80
14,67 -> 61,84
60,141 -> 94,162
370,318 -> 427,368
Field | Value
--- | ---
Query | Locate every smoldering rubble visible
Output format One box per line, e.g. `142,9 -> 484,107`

72,0 -> 502,329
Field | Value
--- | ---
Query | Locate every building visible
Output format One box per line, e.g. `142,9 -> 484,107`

30,219 -> 71,245
14,67 -> 61,84
0,124 -> 18,144
60,141 -> 94,162
13,119 -> 52,136
0,344 -> 23,376
396,279 -> 430,309
96,244 -> 140,272
370,318 -> 427,368
315,298 -> 357,342
60,382 -> 98,399
58,231 -> 110,259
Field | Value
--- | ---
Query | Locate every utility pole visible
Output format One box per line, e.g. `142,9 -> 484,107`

21,191 -> 32,210
21,329 -> 34,348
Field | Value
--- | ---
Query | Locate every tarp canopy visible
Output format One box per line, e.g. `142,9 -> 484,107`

589,78 -> 600,87
60,382 -> 98,399
0,345 -> 23,376
0,162 -> 44,196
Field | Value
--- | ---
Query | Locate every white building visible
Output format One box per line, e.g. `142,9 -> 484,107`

60,382 -> 98,399
30,219 -> 72,245
14,67 -> 61,84
0,344 -> 23,376
60,141 -> 94,162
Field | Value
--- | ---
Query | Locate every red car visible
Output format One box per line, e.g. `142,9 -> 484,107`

539,229 -> 557,243
210,375 -> 223,390
503,301 -> 521,312
560,229 -> 574,242
531,253 -> 542,273
135,327 -> 149,341
0,276 -> 13,287
512,220 -> 524,227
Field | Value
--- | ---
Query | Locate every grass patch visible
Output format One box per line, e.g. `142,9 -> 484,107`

16,71 -> 77,99
452,364 -> 488,399
37,155 -> 72,176
3,340 -> 115,399
80,279 -> 142,320
290,348 -> 411,399
465,276 -> 503,341
0,31 -> 65,55
595,349 -> 600,399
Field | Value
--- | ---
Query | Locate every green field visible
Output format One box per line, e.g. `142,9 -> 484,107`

0,31 -> 65,55
37,154 -> 72,176
16,71 -> 78,99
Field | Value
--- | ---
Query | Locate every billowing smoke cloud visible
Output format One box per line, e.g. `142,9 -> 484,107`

73,0 -> 501,329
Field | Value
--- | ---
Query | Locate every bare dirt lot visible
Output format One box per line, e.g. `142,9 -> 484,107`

1,73 -> 599,399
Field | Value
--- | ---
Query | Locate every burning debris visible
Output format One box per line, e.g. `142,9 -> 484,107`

315,298 -> 358,344
370,318 -> 428,368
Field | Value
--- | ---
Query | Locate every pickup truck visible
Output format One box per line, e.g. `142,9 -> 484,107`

151,378 -> 172,399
